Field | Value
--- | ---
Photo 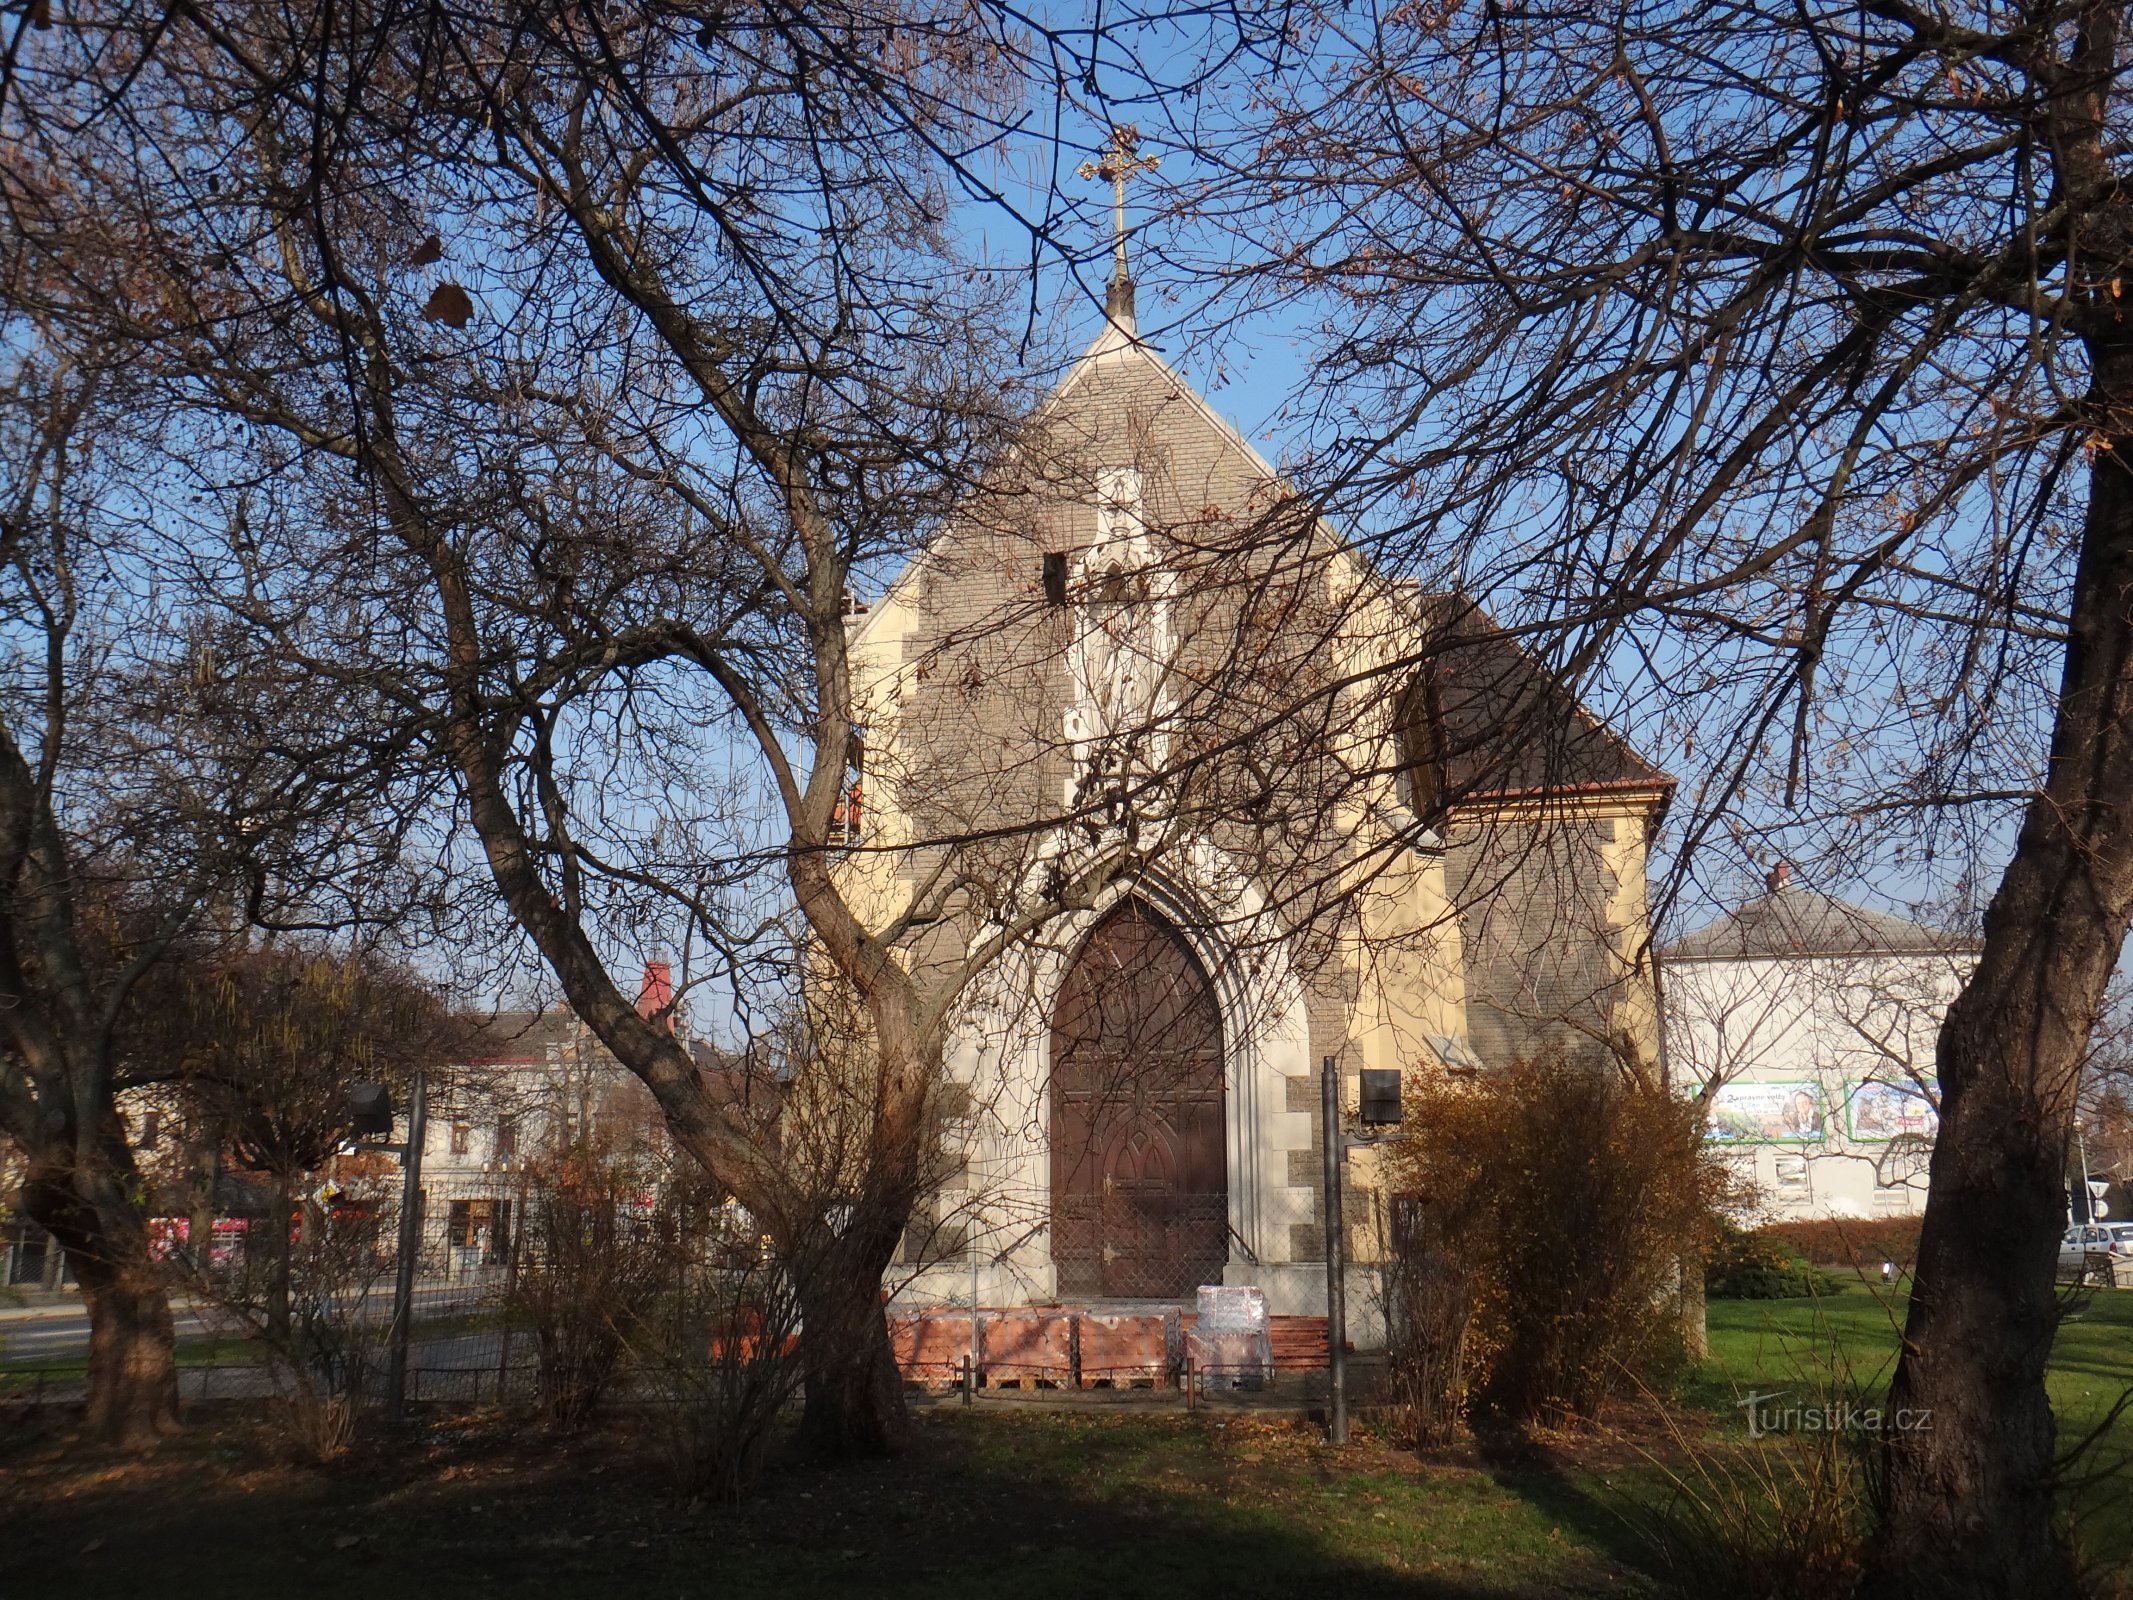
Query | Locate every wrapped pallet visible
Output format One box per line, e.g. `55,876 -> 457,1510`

1187,1284 -> 1271,1391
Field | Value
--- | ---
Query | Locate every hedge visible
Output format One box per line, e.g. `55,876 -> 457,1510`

1757,1216 -> 1925,1272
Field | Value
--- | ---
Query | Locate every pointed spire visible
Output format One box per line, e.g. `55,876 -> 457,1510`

1079,125 -> 1159,335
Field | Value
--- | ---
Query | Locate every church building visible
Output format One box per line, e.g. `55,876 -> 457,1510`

840,253 -> 1672,1328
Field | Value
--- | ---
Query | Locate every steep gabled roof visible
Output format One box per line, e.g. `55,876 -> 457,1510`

847,319 -> 1283,659
1418,594 -> 1670,803
1662,885 -> 1978,962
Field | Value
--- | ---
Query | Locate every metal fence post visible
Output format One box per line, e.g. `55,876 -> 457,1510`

1321,1053 -> 1349,1445
388,1069 -> 428,1418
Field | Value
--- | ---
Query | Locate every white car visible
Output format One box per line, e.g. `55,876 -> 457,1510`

2060,1225 -> 2126,1273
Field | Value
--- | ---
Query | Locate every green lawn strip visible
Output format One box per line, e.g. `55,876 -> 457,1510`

0,1335 -> 263,1391
1699,1283 -> 2133,1433
1692,1281 -> 2133,1575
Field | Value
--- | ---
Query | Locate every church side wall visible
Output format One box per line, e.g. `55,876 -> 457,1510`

1442,795 -> 1665,1077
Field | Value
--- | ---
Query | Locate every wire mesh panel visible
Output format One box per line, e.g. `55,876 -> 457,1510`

1050,900 -> 1227,1300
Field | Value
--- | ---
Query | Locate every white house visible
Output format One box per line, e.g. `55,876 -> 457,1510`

404,967 -> 682,1279
1662,874 -> 1977,1221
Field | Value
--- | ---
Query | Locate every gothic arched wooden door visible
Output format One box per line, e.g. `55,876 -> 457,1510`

1050,900 -> 1227,1299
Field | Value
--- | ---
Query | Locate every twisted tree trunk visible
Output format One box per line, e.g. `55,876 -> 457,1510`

21,1149 -> 178,1447
1867,396 -> 2133,1598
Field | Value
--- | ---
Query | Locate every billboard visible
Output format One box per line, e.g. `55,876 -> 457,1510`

1845,1078 -> 1939,1142
1707,1081 -> 1825,1143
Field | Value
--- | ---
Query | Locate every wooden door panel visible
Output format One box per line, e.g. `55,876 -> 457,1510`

1050,900 -> 1226,1301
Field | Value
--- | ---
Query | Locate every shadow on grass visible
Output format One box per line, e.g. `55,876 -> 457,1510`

1,1406 -> 1627,1600
1470,1422 -> 1666,1582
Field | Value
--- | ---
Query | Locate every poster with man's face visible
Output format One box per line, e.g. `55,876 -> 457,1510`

1707,1081 -> 1825,1143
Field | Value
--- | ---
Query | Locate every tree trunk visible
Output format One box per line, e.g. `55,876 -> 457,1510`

1865,411 -> 2133,1598
265,1173 -> 294,1348
1678,1251 -> 1708,1362
793,1239 -> 908,1458
21,1162 -> 179,1447
189,1137 -> 218,1277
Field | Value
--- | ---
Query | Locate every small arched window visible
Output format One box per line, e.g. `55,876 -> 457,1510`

1398,675 -> 1447,819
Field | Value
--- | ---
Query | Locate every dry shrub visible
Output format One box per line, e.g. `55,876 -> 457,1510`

1384,1057 -> 1726,1430
194,1179 -> 397,1462
642,1242 -> 805,1502
1756,1217 -> 1924,1274
506,1136 -> 671,1428
1612,1329 -> 1886,1600
1619,1398 -> 1875,1598
1381,1205 -> 1474,1445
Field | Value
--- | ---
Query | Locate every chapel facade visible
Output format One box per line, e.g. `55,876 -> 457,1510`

841,282 -> 1672,1323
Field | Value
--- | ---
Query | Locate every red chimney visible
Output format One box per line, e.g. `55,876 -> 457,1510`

636,961 -> 675,1031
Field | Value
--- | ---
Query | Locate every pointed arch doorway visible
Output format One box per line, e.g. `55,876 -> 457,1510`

1050,899 -> 1228,1300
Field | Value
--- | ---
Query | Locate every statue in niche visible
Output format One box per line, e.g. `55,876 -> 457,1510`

1070,468 -> 1170,751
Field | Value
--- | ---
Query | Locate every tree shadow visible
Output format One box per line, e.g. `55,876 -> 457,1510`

1470,1421 -> 1667,1583
1,1404 -> 1639,1599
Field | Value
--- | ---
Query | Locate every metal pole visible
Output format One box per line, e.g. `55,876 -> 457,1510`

2080,1122 -> 2094,1223
495,1168 -> 524,1404
1320,1054 -> 1348,1445
388,1069 -> 428,1417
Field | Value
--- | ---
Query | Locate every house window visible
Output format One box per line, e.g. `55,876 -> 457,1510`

446,1198 -> 509,1259
138,1109 -> 163,1150
495,1117 -> 518,1163
450,1122 -> 471,1156
1774,1154 -> 1811,1196
1042,551 -> 1068,605
1876,1138 -> 1930,1190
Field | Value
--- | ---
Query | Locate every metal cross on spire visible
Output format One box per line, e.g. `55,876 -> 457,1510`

1079,124 -> 1158,326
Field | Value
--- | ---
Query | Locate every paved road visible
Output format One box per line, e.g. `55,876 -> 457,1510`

0,1282 -> 489,1364
0,1302 -> 220,1360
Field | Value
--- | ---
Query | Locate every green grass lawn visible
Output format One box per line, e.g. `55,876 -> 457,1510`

1697,1278 -> 2133,1424
1688,1281 -> 2133,1572
1,1285 -> 2126,1599
0,1335 -> 261,1395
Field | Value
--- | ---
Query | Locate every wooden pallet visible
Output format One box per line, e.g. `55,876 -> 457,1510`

1268,1315 -> 1331,1370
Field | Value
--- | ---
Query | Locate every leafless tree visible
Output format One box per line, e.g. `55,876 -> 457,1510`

0,0 -> 1147,1457
155,944 -> 466,1345
5,0 -> 1694,1461
0,324 -> 391,1442
1162,1 -> 2133,1590
0,142 -> 431,1439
